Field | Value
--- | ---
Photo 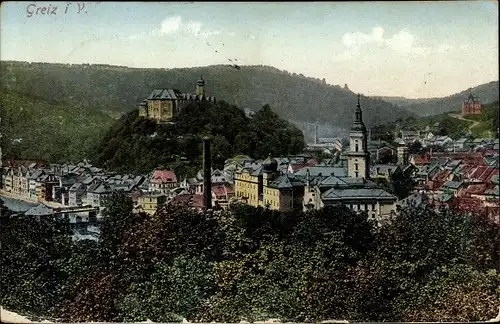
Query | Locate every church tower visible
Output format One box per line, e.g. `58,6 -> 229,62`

346,94 -> 370,179
196,75 -> 205,97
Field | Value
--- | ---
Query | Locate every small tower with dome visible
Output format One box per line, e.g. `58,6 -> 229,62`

196,75 -> 205,97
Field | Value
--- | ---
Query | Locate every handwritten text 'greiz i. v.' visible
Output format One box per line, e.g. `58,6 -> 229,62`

26,3 -> 88,17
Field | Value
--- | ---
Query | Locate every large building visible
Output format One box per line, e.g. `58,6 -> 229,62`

303,94 -> 398,220
139,76 -> 216,124
234,155 -> 305,212
462,93 -> 483,116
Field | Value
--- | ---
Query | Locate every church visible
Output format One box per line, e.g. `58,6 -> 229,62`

302,94 -> 398,220
138,76 -> 216,124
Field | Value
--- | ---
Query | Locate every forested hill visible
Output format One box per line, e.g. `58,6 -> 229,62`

0,89 -> 114,163
0,60 -> 415,129
375,81 -> 499,117
95,100 -> 305,176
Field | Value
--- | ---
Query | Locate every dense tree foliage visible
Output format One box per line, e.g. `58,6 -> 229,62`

0,89 -> 114,163
1,194 -> 499,322
94,101 -> 305,177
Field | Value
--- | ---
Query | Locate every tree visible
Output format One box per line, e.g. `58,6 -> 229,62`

407,141 -> 423,154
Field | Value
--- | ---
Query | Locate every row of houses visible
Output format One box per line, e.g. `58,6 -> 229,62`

0,161 -> 236,215
397,128 -> 498,152
399,151 -> 500,221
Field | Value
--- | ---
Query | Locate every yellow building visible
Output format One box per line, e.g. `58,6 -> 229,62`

2,168 -> 13,192
234,155 -> 305,212
139,76 -> 216,124
138,192 -> 168,215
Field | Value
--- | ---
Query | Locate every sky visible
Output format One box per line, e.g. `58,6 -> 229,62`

0,1 -> 498,98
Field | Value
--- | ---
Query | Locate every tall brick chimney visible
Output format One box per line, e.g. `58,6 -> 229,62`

203,136 -> 212,210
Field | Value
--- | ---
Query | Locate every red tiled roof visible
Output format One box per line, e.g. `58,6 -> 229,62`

225,183 -> 235,194
306,159 -> 319,166
212,185 -> 227,197
172,194 -> 204,207
471,166 -> 489,180
290,164 -> 307,172
485,168 -> 499,183
428,170 -> 452,190
151,169 -> 177,184
466,184 -> 488,195
411,154 -> 429,165
212,184 -> 235,197
477,167 -> 495,182
459,164 -> 476,177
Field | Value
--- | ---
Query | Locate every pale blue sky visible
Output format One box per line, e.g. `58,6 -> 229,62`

1,1 -> 498,98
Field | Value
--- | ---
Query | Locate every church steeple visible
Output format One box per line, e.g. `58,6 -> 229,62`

345,94 -> 370,179
351,93 -> 367,133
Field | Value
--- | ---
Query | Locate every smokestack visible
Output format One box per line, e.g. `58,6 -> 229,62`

315,123 -> 318,144
203,137 -> 212,210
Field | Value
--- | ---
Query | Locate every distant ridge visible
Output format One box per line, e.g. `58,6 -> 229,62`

375,81 -> 499,116
0,60 -> 415,130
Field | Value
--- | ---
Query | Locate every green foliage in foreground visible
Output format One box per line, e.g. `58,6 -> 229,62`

94,101 -> 305,177
0,89 -> 115,163
1,194 -> 499,322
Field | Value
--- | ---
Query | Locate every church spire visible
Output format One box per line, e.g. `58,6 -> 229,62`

351,93 -> 366,133
355,93 -> 363,123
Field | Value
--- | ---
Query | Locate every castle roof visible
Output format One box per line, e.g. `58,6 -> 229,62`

147,89 -> 184,100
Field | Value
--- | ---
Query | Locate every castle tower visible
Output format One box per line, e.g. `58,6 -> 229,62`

196,75 -> 205,97
345,94 -> 370,179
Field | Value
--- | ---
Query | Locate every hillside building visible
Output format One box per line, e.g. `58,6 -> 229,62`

462,93 -> 483,116
138,76 -> 216,124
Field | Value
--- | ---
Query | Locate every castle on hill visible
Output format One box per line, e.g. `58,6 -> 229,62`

139,76 -> 216,124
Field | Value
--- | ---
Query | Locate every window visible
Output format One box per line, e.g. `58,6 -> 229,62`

355,144 -> 359,152
364,204 -> 367,210
357,204 -> 360,210
355,172 -> 359,178
355,164 -> 359,171
372,204 -> 376,210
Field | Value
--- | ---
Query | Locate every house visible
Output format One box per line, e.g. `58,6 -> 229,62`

86,183 -> 112,209
2,168 -> 13,192
434,135 -> 453,147
28,169 -> 45,202
454,138 -> 472,150
400,130 -> 421,143
409,154 -> 430,166
211,183 -> 235,209
35,173 -> 59,202
68,182 -> 86,206
441,180 -> 463,195
376,145 -> 396,163
138,192 -> 168,215
149,169 -> 178,194
371,164 -> 401,180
